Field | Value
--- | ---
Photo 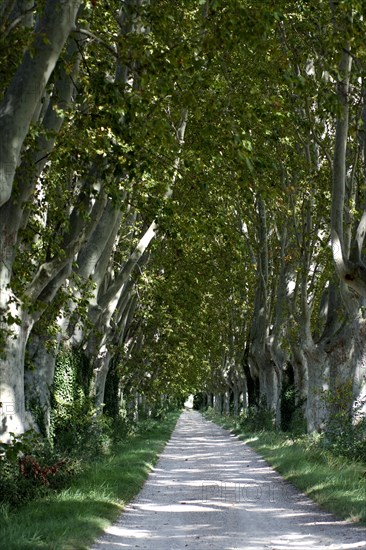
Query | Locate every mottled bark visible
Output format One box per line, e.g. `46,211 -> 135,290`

0,308 -> 33,440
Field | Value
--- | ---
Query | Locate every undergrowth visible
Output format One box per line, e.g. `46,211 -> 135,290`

0,411 -> 180,550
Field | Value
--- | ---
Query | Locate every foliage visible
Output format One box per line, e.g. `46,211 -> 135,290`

104,356 -> 121,420
1,0 -> 366,466
323,382 -> 366,461
49,348 -> 137,456
50,348 -> 98,453
0,431 -> 81,508
280,369 -> 306,435
239,397 -> 276,432
0,412 -> 180,550
193,392 -> 206,410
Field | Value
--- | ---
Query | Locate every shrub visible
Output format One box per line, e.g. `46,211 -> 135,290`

110,415 -> 133,442
323,382 -> 366,462
280,364 -> 306,435
52,400 -> 115,458
50,348 -> 114,457
240,397 -> 276,432
0,431 -> 81,508
280,385 -> 306,435
193,392 -> 206,410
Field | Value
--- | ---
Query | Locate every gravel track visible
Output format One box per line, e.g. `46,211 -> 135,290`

91,409 -> 366,550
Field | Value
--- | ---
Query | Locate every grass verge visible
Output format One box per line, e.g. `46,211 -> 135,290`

203,409 -> 366,525
0,411 -> 180,550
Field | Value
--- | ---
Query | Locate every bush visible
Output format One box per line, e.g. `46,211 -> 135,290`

50,348 -> 115,457
280,364 -> 306,435
110,415 -> 132,442
193,392 -> 206,410
323,383 -> 366,462
240,397 -> 275,432
0,431 -> 81,508
52,400 -> 116,458
0,458 -> 46,507
288,407 -> 307,437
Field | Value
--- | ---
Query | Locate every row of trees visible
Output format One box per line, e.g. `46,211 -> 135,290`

195,0 -> 366,433
1,0 -> 366,441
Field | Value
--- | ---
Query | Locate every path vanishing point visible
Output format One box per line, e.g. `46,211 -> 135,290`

91,409 -> 366,550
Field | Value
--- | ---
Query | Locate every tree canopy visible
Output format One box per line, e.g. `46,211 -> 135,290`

1,0 -> 366,440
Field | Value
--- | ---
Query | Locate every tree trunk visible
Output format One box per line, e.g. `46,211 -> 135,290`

354,319 -> 366,414
258,359 -> 281,424
91,346 -> 112,412
0,306 -> 34,440
291,346 -> 309,406
241,375 -> 248,410
223,391 -> 230,415
213,393 -> 222,414
304,344 -> 329,433
24,332 -> 61,436
233,387 -> 240,416
326,319 -> 364,421
0,0 -> 81,206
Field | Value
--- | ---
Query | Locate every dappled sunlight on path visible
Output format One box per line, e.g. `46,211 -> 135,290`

91,410 -> 366,550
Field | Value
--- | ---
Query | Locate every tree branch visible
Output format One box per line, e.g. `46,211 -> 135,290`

0,0 -> 81,206
74,27 -> 118,57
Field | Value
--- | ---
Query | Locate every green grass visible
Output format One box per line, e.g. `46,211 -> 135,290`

0,412 -> 180,550
204,409 -> 366,525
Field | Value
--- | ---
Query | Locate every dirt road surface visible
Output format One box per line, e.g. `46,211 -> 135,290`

91,409 -> 366,550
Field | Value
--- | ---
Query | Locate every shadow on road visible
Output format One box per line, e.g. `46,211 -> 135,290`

91,410 -> 366,550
